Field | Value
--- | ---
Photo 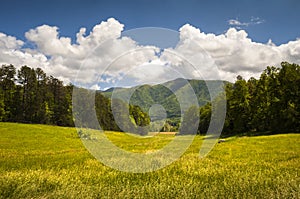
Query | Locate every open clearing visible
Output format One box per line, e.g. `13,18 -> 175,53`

0,122 -> 299,198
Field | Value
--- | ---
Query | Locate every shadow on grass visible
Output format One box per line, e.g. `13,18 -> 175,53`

220,131 -> 297,138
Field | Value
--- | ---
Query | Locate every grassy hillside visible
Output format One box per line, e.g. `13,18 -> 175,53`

0,122 -> 299,198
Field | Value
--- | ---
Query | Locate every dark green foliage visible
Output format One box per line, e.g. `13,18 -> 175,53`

225,75 -> 251,133
102,79 -> 225,129
103,79 -> 224,118
0,93 -> 4,121
179,105 -> 199,135
110,99 -> 150,135
1,62 -> 299,135
129,104 -> 150,127
0,64 -> 16,120
47,76 -> 73,126
0,64 -> 150,133
198,103 -> 212,135
95,91 -> 119,131
201,62 -> 300,135
0,65 -> 74,126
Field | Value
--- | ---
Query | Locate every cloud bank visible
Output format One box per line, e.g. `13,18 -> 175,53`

0,18 -> 299,88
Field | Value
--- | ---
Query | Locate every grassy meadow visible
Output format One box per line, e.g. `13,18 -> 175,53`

0,122 -> 299,198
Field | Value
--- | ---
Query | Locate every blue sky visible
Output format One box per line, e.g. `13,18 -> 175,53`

1,0 -> 299,45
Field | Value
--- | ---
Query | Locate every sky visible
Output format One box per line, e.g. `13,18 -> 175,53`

0,0 -> 299,89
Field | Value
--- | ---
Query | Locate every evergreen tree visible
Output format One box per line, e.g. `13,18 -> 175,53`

0,64 -> 16,120
179,105 -> 199,135
18,65 -> 37,122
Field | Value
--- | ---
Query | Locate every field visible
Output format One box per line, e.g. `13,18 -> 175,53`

0,122 -> 299,198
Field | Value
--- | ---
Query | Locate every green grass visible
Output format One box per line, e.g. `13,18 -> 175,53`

0,122 -> 299,198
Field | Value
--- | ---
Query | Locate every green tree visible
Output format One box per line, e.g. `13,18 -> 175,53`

276,62 -> 300,132
111,98 -> 135,133
18,65 -> 37,122
0,64 -> 16,120
226,75 -> 251,133
95,91 -> 119,130
179,105 -> 199,135
47,76 -> 73,126
0,92 -> 5,121
33,68 -> 49,123
130,105 -> 150,127
198,103 -> 212,135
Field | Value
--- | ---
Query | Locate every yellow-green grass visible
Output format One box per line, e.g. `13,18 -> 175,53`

0,122 -> 299,198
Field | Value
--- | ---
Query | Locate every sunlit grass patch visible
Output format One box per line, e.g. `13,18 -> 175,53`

0,122 -> 299,198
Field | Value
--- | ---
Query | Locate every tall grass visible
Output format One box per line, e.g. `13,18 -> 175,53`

0,122 -> 299,198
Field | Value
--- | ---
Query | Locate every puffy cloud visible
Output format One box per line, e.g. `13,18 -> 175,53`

76,18 -> 124,47
22,18 -> 159,85
278,39 -> 300,64
0,18 -> 299,88
0,33 -> 24,49
160,24 -> 296,81
0,32 -> 49,72
125,59 -> 170,85
25,25 -> 74,56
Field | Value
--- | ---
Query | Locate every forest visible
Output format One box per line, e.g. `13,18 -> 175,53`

0,64 -> 150,132
199,62 -> 300,135
0,62 -> 299,135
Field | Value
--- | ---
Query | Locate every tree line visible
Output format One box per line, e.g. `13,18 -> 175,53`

0,65 -> 150,133
0,65 -> 73,126
1,62 -> 299,135
198,62 -> 300,135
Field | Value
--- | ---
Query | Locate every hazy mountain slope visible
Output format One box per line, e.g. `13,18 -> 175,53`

102,78 -> 227,119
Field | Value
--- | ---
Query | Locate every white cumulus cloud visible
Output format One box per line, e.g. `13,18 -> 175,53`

0,18 -> 299,87
160,24 -> 298,81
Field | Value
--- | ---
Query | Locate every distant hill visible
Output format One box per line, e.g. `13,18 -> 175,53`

101,78 -> 228,120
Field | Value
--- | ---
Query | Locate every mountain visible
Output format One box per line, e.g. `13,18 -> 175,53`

101,78 -> 228,120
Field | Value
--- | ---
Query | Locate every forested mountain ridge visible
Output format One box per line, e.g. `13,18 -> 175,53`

102,78 -> 227,119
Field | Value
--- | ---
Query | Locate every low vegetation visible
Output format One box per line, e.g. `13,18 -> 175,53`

1,122 -> 299,198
